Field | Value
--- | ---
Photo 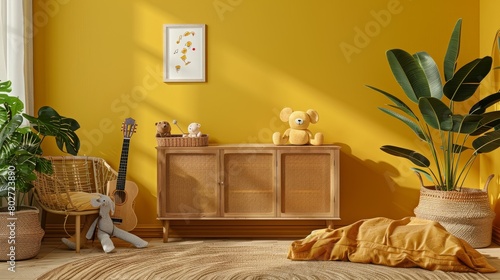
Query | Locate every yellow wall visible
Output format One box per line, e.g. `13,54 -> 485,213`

479,0 -> 500,232
33,0 -> 483,228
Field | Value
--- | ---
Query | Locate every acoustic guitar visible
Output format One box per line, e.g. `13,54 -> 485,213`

107,117 -> 139,231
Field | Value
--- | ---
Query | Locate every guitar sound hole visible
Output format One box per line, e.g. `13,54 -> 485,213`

114,190 -> 127,205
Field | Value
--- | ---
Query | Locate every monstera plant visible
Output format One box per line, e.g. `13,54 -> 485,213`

0,80 -> 81,207
367,19 -> 500,192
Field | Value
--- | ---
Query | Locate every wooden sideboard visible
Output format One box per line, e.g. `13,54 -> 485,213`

156,144 -> 340,242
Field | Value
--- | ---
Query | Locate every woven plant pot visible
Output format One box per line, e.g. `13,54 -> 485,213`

0,207 -> 45,261
414,174 -> 495,248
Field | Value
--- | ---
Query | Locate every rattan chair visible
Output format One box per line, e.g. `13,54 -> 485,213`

33,156 -> 118,252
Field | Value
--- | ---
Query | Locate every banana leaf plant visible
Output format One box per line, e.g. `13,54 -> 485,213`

0,80 -> 81,207
367,18 -> 500,191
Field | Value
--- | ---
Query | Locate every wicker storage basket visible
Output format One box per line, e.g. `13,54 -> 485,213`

0,207 -> 45,261
414,176 -> 495,248
157,134 -> 209,147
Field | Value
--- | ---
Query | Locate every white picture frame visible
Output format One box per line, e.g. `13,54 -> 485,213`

163,24 -> 206,82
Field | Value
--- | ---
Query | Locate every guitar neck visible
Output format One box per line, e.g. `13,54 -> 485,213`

117,138 -> 131,190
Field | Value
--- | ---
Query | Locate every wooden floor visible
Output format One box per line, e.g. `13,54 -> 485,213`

0,237 -> 158,280
2,238 -> 500,279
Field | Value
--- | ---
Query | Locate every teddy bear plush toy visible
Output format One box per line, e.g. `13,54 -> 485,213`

155,121 -> 171,137
184,122 -> 202,138
273,107 -> 323,146
85,194 -> 148,253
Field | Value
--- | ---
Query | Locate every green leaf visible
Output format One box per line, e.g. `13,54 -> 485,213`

35,157 -> 53,174
19,131 -> 43,155
0,80 -> 12,93
413,52 -> 443,99
23,106 -> 81,155
418,97 -> 453,131
0,114 -> 23,149
443,57 -> 492,102
451,114 -> 482,134
469,91 -> 500,114
0,132 -> 21,161
366,85 -> 418,120
55,127 -> 80,155
378,107 -> 426,141
444,19 -> 461,81
0,94 -> 24,117
387,49 -> 432,103
450,143 -> 471,153
381,145 -> 430,167
470,111 -> 500,136
472,129 -> 500,153
411,167 -> 433,182
14,152 -> 37,174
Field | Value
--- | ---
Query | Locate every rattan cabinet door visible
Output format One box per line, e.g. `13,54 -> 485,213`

157,148 -> 220,218
222,149 -> 276,217
278,148 -> 337,218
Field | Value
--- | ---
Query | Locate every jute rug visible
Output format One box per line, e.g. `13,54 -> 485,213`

37,239 -> 489,280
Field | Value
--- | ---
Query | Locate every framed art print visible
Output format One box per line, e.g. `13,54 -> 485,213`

163,24 -> 206,82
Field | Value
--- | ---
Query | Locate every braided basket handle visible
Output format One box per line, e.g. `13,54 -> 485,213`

414,172 -> 425,188
484,174 -> 495,192
415,172 -> 494,192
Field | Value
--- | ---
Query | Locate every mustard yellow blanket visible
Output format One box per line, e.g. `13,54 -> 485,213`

287,217 -> 496,273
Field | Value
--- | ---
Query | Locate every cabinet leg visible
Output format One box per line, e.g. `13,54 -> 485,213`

162,220 -> 170,243
326,220 -> 334,229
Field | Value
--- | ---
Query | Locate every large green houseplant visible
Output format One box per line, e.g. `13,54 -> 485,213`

367,19 -> 500,248
0,80 -> 81,208
0,80 -> 81,260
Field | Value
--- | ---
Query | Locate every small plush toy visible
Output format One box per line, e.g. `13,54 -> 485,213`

86,194 -> 148,253
272,107 -> 323,146
184,122 -> 202,138
155,121 -> 171,137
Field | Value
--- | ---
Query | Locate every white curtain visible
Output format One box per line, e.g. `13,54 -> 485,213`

0,0 -> 33,115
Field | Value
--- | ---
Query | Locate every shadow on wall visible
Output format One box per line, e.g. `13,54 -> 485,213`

334,142 -> 419,226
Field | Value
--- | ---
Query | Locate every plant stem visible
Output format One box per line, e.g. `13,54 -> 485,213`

424,123 -> 444,189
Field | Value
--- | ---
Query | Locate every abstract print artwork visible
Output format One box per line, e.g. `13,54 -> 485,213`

163,24 -> 206,82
